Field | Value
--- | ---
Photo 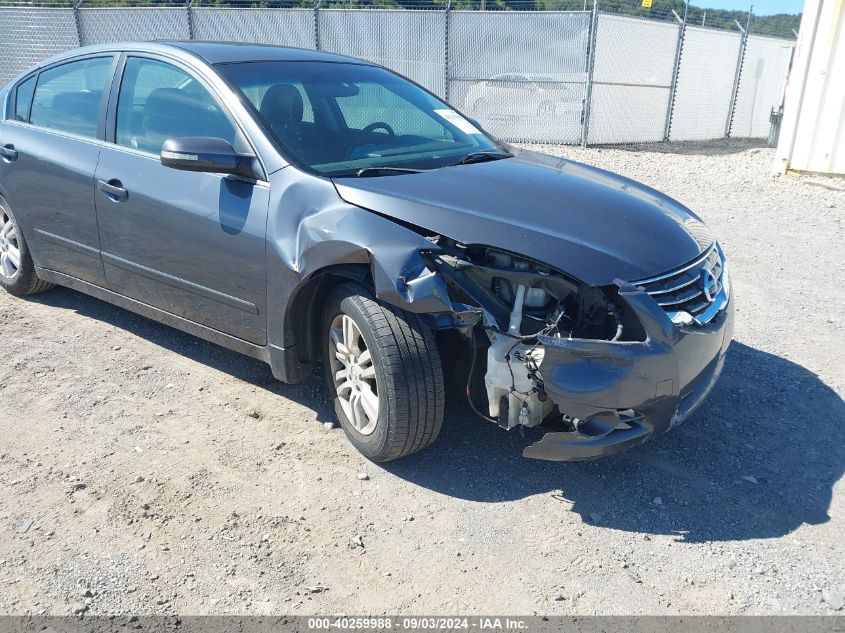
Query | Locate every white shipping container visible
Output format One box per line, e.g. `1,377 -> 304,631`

774,0 -> 845,175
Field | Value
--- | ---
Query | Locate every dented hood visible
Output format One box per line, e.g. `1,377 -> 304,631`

333,148 -> 713,286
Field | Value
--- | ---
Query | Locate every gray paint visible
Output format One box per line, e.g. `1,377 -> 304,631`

0,123 -> 108,287
0,41 -> 734,461
334,147 -> 714,286
94,145 -> 270,345
524,283 -> 734,461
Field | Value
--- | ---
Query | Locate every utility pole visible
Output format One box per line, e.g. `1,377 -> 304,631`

185,0 -> 195,40
725,5 -> 753,137
314,0 -> 322,50
581,0 -> 599,147
444,0 -> 452,102
73,0 -> 84,47
664,0 -> 688,141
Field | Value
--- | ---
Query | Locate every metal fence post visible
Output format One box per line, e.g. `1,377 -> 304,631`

663,1 -> 688,141
580,0 -> 599,148
185,0 -> 195,40
72,0 -> 85,47
725,7 -> 752,138
314,0 -> 322,51
444,0 -> 451,102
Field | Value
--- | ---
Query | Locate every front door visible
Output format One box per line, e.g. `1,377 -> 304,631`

94,55 -> 269,345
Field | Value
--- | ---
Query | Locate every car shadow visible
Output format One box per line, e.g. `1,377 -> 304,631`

26,287 -> 844,543
600,138 -> 770,156
25,286 -> 338,421
387,340 -> 844,542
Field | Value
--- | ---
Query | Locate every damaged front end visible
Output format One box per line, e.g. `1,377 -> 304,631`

424,238 -> 734,461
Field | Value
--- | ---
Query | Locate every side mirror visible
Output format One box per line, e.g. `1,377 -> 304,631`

160,137 -> 255,178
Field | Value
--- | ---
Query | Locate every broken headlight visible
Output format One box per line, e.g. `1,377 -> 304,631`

426,240 -> 640,430
428,241 -> 627,341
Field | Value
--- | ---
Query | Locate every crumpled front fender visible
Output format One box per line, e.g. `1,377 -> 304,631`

266,168 -> 459,383
294,205 -> 453,315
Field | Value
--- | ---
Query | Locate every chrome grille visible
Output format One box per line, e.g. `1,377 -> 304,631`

633,243 -> 729,326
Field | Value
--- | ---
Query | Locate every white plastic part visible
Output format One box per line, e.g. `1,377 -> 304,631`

485,334 -> 553,430
524,286 -> 549,309
508,284 -> 526,336
774,0 -> 845,176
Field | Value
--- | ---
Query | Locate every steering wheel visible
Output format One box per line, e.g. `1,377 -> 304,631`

358,122 -> 396,141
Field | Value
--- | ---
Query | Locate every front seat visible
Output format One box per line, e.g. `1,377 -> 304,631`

259,84 -> 307,156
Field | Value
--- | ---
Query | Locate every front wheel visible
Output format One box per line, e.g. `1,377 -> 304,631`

322,283 -> 445,462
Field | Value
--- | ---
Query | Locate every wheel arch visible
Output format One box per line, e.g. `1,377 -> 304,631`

279,262 -> 374,383
265,201 -> 455,384
270,245 -> 455,384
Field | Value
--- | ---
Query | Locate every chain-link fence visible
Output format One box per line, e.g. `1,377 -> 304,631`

729,34 -> 794,138
448,10 -> 589,144
670,26 -> 743,141
588,13 -> 679,143
0,0 -> 796,146
192,7 -> 316,49
321,9 -> 447,95
0,6 -> 80,83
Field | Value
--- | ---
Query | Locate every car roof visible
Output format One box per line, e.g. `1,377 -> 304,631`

160,41 -> 370,66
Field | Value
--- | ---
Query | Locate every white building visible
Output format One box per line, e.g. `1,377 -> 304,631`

774,0 -> 845,175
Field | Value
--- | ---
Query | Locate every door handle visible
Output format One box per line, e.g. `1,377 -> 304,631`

97,178 -> 128,202
0,145 -> 18,161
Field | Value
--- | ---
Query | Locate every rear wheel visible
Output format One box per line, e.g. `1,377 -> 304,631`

0,197 -> 53,297
322,283 -> 444,462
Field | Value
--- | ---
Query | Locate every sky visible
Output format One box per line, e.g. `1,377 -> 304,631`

692,0 -> 803,14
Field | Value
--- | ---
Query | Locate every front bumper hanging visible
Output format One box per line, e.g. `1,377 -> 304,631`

522,282 -> 734,461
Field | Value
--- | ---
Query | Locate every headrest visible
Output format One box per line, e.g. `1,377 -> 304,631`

259,84 -> 304,127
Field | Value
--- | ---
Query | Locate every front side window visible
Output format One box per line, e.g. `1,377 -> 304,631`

13,75 -> 37,122
116,57 -> 236,155
29,57 -> 113,138
218,61 -> 503,176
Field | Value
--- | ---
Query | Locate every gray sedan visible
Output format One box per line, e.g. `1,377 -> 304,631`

0,42 -> 733,462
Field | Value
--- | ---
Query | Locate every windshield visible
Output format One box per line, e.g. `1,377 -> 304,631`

217,61 -> 504,177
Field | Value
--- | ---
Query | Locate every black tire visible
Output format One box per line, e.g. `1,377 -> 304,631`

322,283 -> 445,462
0,196 -> 53,297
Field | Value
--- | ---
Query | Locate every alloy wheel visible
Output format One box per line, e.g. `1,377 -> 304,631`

0,208 -> 21,281
329,314 -> 380,435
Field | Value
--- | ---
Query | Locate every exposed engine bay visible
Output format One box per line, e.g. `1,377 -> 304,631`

326,145 -> 732,461
426,237 -> 644,431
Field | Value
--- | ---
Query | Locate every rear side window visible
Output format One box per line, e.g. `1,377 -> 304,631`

13,75 -> 37,122
116,57 -> 236,155
29,57 -> 112,138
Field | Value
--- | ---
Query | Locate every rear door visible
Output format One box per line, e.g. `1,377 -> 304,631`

0,55 -> 117,286
94,54 -> 269,345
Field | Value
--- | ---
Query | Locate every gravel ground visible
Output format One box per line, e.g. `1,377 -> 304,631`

1,140 -> 843,617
